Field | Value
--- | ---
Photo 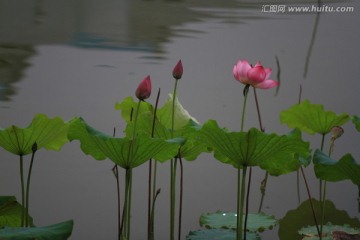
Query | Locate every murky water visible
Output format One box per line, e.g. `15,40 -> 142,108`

1,0 -> 359,239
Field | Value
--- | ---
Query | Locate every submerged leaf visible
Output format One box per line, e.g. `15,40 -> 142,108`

280,100 -> 350,135
198,120 -> 311,175
0,196 -> 33,228
200,211 -> 277,233
68,117 -> 180,168
0,114 -> 69,156
313,150 -> 360,187
186,229 -> 260,240
0,220 -> 73,240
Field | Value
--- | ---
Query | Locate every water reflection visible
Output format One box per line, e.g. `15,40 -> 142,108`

0,44 -> 35,101
0,0 -> 347,101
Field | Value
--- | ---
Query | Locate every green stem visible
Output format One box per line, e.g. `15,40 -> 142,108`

122,168 -> 133,239
241,85 -> 250,132
237,166 -> 248,240
148,88 -> 161,240
171,80 -> 179,136
19,155 -> 25,227
244,167 -> 252,239
150,188 -> 161,240
319,134 -> 325,201
25,143 -> 37,227
170,79 -> 179,240
178,155 -> 183,240
121,100 -> 142,240
170,158 -> 177,240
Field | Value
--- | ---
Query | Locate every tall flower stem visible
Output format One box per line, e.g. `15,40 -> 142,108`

148,88 -> 161,240
170,79 -> 179,240
237,84 -> 249,240
121,100 -> 142,240
252,87 -> 269,214
237,166 -> 248,240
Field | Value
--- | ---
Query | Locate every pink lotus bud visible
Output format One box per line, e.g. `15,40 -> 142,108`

233,59 -> 279,89
172,60 -> 183,80
135,75 -> 152,100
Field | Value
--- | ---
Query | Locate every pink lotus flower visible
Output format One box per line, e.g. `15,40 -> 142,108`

135,75 -> 152,100
233,60 -> 279,89
172,60 -> 183,80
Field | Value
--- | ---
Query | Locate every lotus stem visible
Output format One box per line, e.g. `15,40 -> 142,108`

25,143 -> 37,227
237,166 -> 248,240
19,155 -> 25,227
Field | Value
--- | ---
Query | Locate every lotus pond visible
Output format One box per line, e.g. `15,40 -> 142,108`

0,0 -> 359,239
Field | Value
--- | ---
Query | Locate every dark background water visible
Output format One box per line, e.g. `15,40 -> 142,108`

1,0 -> 359,239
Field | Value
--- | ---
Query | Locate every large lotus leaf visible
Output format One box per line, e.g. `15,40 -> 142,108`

313,150 -> 360,187
352,115 -> 360,132
198,120 -> 311,176
200,211 -> 277,233
157,94 -> 199,131
68,117 -> 180,168
280,100 -> 350,135
299,223 -> 360,240
124,110 -> 208,161
0,220 -> 73,240
0,196 -> 33,228
278,199 -> 360,240
114,96 -> 154,123
0,114 -> 69,156
186,229 -> 260,240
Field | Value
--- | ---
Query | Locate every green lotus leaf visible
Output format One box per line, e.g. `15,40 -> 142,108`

124,107 -> 208,161
0,196 -> 33,228
198,120 -> 311,176
299,223 -> 360,240
186,229 -> 260,240
200,211 -> 277,233
115,96 -> 154,123
279,199 -> 360,240
68,117 -> 180,168
0,114 -> 69,156
352,115 -> 360,132
157,94 -> 199,131
0,220 -> 73,240
280,100 -> 350,135
313,149 -> 360,186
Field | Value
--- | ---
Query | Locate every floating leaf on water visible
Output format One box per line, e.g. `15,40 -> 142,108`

299,222 -> 360,240
0,220 -> 73,240
186,228 -> 260,240
199,211 -> 277,233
